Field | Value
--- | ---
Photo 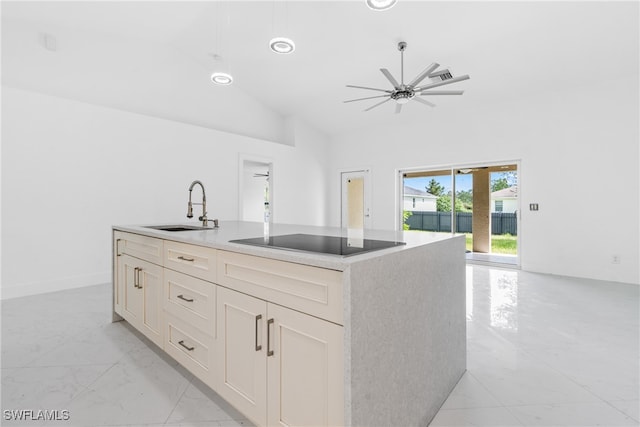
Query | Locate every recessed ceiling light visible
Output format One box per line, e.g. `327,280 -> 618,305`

269,37 -> 295,54
210,72 -> 233,85
366,0 -> 397,11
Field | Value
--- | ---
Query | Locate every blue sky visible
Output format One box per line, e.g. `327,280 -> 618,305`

404,174 -> 472,194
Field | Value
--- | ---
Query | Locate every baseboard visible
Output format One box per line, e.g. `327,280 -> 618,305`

0,272 -> 111,300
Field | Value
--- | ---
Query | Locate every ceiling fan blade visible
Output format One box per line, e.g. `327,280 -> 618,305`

364,97 -> 392,112
419,90 -> 465,96
380,68 -> 401,89
395,103 -> 402,114
407,62 -> 440,88
414,75 -> 470,92
344,94 -> 390,103
346,84 -> 393,93
413,97 -> 436,108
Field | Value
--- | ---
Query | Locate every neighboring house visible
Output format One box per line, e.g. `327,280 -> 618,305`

491,185 -> 518,213
404,186 -> 438,211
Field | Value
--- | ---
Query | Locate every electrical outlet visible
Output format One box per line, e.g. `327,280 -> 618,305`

612,255 -> 621,264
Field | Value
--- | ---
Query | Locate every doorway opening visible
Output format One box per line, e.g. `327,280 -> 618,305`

340,169 -> 371,231
400,162 -> 519,266
239,156 -> 273,222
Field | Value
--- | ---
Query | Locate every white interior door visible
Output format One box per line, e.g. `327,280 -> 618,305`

341,170 -> 371,230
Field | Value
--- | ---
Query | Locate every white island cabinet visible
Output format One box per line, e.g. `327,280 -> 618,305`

112,221 -> 466,427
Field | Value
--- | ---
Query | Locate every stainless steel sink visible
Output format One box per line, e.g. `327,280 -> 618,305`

144,225 -> 214,232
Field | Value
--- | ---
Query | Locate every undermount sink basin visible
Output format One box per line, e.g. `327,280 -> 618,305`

144,225 -> 213,232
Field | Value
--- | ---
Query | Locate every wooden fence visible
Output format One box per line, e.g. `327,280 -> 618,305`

405,211 -> 517,235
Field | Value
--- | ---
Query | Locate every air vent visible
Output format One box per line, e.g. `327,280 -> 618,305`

439,72 -> 453,81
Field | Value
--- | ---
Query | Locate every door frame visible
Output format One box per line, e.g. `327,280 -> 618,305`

239,154 -> 274,222
339,168 -> 372,230
397,159 -> 521,267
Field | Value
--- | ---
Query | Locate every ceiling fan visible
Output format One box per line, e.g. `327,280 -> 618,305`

344,41 -> 470,113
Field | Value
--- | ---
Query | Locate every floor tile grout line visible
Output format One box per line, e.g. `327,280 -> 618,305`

602,399 -> 640,423
65,361 -> 120,407
463,370 -> 512,410
481,320 -> 634,408
162,374 -> 191,425
515,341 -> 634,407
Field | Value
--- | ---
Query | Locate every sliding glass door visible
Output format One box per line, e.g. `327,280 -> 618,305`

402,169 -> 453,236
400,162 -> 519,264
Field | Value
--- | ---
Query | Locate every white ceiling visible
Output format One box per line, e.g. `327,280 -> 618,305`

2,1 -> 638,139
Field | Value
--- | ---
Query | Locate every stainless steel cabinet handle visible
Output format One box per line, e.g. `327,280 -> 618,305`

178,340 -> 195,351
267,318 -> 274,357
177,294 -> 194,302
133,267 -> 141,289
136,267 -> 143,289
177,256 -> 195,262
255,314 -> 262,351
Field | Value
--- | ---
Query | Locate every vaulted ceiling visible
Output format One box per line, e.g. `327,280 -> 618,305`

2,1 -> 638,142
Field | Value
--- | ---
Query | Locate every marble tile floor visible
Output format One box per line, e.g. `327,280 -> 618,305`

1,265 -> 638,426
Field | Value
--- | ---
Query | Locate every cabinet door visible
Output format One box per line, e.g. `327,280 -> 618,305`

118,254 -> 143,327
267,304 -> 344,427
117,254 -> 163,347
216,287 -> 267,427
139,259 -> 164,347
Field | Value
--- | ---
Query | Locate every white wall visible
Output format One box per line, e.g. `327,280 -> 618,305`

1,87 -> 330,299
328,76 -> 639,285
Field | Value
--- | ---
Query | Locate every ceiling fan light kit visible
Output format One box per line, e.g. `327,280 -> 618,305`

345,41 -> 470,113
366,0 -> 398,11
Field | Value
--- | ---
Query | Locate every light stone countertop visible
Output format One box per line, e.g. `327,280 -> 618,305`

113,220 -> 458,271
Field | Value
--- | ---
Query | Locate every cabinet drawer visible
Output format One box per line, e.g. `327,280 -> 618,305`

217,251 -> 343,325
164,269 -> 215,336
164,241 -> 217,282
164,314 -> 215,387
115,231 -> 163,265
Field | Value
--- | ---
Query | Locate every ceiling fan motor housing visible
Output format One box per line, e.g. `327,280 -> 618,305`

392,89 -> 414,104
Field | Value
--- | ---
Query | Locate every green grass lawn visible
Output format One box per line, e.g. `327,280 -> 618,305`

465,233 -> 517,255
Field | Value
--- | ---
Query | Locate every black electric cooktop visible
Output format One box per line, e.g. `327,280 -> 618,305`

230,233 -> 406,257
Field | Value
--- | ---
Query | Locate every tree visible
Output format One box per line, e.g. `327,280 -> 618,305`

403,211 -> 412,230
437,194 -> 466,212
491,172 -> 517,192
456,189 -> 473,211
425,178 -> 445,196
491,177 -> 510,192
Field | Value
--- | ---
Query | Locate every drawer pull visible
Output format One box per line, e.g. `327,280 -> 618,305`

178,256 -> 195,262
178,340 -> 195,351
177,294 -> 194,302
267,318 -> 274,357
255,314 -> 262,351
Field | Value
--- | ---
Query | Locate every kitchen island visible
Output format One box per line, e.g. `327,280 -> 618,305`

112,221 -> 466,427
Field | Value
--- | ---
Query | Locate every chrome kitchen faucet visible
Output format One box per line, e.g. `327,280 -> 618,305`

187,180 -> 216,227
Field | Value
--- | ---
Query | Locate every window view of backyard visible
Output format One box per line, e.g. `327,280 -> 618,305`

403,168 -> 518,255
